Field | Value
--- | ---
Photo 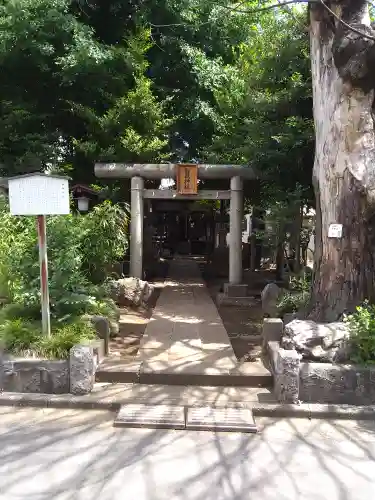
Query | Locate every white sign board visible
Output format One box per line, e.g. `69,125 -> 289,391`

8,174 -> 70,215
328,223 -> 343,238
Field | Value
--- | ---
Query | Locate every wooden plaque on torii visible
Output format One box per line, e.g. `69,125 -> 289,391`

176,164 -> 198,195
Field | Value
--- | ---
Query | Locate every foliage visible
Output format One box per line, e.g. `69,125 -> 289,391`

0,317 -> 96,359
201,9 -> 313,203
0,319 -> 41,355
0,1 -> 173,179
277,272 -> 311,316
344,302 -> 375,365
0,195 -> 126,319
289,270 -> 312,293
277,290 -> 309,316
35,320 -> 96,359
79,201 -> 129,283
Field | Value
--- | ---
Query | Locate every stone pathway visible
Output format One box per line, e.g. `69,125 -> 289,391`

138,256 -> 264,376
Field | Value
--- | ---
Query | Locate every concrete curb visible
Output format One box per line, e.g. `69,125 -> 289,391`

1,392 -> 375,420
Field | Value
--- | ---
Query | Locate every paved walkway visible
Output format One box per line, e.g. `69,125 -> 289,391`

1,407 -> 375,499
138,257 -> 238,375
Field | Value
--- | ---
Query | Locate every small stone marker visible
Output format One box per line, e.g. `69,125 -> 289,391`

114,404 -> 185,430
186,406 -> 258,433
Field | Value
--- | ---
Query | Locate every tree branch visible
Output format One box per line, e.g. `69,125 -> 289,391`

150,0 -> 375,43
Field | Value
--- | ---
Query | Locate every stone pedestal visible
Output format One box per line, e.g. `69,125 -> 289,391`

262,318 -> 283,352
223,283 -> 248,298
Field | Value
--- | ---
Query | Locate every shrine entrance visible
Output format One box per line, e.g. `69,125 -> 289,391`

94,162 -> 272,395
95,162 -> 257,298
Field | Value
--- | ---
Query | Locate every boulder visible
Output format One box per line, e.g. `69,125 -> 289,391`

108,277 -> 155,308
282,319 -> 350,362
261,283 -> 282,317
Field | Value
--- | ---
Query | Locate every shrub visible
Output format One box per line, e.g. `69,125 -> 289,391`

344,302 -> 375,365
80,201 -> 129,284
0,302 -> 42,321
0,195 -> 128,319
0,317 -> 96,359
277,290 -> 309,316
35,321 -> 96,359
276,271 -> 311,316
0,319 -> 41,356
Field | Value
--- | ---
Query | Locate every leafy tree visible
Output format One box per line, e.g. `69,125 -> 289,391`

0,0 -> 171,180
201,9 -> 314,204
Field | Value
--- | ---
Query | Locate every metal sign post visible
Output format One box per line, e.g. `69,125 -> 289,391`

36,215 -> 51,337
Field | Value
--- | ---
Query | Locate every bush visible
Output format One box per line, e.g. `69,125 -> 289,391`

0,195 -> 127,320
276,271 -> 311,316
344,301 -> 375,365
0,302 -> 42,321
0,319 -> 41,356
277,290 -> 309,316
0,317 -> 96,359
35,321 -> 96,359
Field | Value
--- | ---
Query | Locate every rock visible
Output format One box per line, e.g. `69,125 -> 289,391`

282,319 -> 350,362
108,277 -> 155,308
109,319 -> 120,337
261,283 -> 282,317
69,345 -> 94,395
283,312 -> 297,325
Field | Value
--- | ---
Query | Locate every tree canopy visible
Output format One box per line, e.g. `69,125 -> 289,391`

0,0 -> 314,202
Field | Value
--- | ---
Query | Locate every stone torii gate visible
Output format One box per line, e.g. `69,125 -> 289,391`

95,163 -> 256,298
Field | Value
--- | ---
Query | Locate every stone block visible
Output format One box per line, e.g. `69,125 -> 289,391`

69,344 -> 94,395
274,348 -> 300,404
83,315 -> 110,354
262,318 -> 283,351
186,406 -> 257,433
114,404 -> 185,429
216,293 -> 256,307
223,283 -> 248,298
2,359 -> 69,394
267,341 -> 280,373
299,362 -> 375,404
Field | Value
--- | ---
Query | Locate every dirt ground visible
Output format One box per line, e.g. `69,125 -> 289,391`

204,278 -> 264,362
107,283 -> 163,359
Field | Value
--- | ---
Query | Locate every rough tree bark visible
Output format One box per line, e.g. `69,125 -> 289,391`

309,0 -> 375,322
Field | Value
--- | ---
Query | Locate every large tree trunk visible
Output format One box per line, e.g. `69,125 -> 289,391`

308,0 -> 375,322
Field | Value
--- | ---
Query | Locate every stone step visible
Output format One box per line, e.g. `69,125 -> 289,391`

95,359 -> 273,388
113,403 -> 258,433
90,382 -> 275,407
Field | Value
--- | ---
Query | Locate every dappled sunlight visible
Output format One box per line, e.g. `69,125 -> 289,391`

0,407 -> 375,499
154,311 -> 204,324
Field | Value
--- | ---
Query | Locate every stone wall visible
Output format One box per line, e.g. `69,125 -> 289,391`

299,362 -> 375,405
2,359 -> 69,394
0,340 -> 104,395
264,320 -> 375,405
